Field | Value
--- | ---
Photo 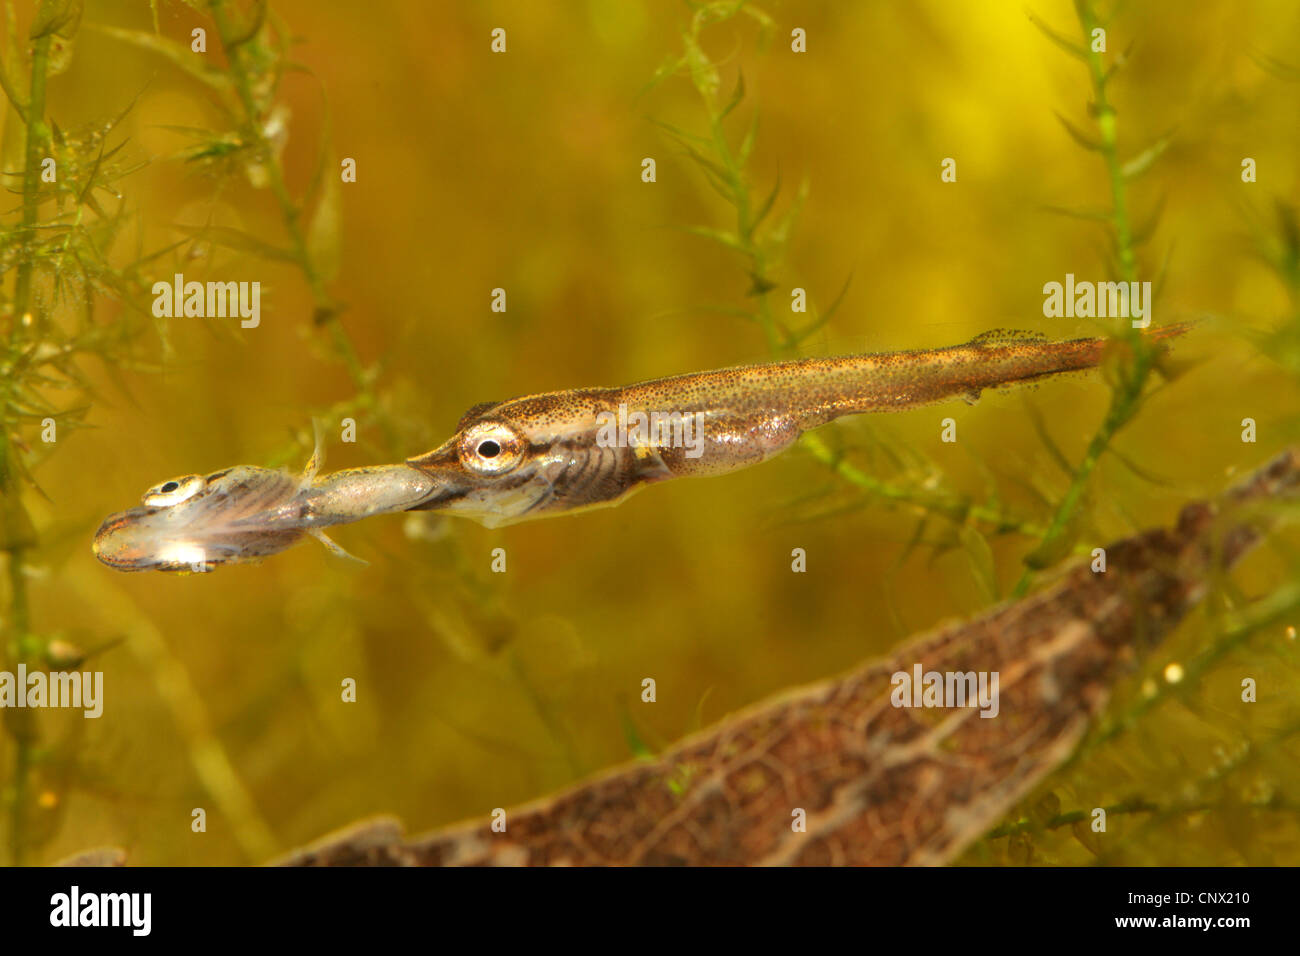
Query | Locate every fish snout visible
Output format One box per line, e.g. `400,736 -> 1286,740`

92,506 -> 218,572
92,508 -> 159,571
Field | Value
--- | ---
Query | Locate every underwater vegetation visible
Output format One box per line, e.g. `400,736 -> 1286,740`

1,0 -> 1299,866
274,448 -> 1300,866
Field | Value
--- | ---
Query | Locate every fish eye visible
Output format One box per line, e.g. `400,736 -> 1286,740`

142,474 -> 206,507
460,422 -> 523,475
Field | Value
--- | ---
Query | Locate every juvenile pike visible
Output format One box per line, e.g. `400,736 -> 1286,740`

94,326 -> 1187,572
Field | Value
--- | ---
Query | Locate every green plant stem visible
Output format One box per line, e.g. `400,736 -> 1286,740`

1081,582 -> 1300,757
712,120 -> 780,353
4,28 -> 52,866
1097,716 -> 1300,862
3,429 -> 34,866
209,0 -> 404,461
985,797 -> 1159,840
11,33 -> 50,336
208,0 -> 367,392
4,542 -> 33,866
1081,17 -> 1136,286
1011,0 -> 1153,597
987,794 -> 1300,845
672,8 -> 1042,541
799,432 -> 1047,537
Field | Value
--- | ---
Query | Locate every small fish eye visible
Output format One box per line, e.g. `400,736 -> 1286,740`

142,474 -> 206,508
460,422 -> 523,475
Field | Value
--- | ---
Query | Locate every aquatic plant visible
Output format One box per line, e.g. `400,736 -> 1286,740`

269,447 -> 1300,865
646,0 -> 1300,864
643,1 -> 1052,550
1,0 -> 161,865
0,0 -> 377,864
2,0 -> 1295,868
967,1 -> 1300,866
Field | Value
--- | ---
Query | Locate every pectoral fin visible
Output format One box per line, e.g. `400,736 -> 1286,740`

628,441 -> 674,484
310,529 -> 369,565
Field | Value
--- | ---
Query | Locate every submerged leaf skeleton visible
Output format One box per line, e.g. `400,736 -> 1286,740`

94,326 -> 1187,572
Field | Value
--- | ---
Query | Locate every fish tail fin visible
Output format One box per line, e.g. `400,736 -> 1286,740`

968,320 -> 1195,389
1142,319 -> 1196,344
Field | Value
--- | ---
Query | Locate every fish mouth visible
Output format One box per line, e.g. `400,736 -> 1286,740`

93,464 -> 306,572
401,470 -> 539,516
92,507 -> 157,570
402,470 -> 556,527
405,485 -> 471,512
92,506 -> 230,572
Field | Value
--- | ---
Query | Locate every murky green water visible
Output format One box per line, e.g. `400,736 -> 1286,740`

3,0 -> 1299,865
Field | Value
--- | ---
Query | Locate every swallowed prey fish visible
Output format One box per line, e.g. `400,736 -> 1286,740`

93,326 -> 1188,572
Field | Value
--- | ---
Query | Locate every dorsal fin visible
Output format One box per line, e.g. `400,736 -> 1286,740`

968,328 -> 1049,349
297,419 -> 326,492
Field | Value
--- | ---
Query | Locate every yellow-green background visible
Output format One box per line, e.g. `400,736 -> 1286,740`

5,0 -> 1300,864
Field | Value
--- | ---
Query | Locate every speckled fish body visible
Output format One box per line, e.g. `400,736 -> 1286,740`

407,326 -> 1188,526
